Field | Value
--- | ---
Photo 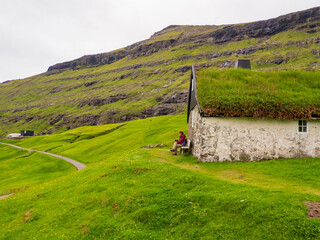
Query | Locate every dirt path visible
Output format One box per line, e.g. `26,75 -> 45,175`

0,142 -> 87,171
0,194 -> 13,200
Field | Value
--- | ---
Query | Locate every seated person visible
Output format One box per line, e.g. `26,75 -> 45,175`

170,131 -> 186,155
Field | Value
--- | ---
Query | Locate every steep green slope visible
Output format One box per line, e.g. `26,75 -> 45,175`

1,115 -> 320,239
0,7 -> 320,136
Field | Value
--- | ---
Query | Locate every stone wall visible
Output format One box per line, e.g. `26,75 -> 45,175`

188,106 -> 320,162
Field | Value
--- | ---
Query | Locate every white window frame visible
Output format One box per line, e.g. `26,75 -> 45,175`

297,120 -> 308,134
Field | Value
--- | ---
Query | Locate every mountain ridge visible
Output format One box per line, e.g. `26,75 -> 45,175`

47,7 -> 320,72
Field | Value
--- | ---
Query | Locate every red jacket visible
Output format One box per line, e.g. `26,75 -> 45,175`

177,134 -> 186,146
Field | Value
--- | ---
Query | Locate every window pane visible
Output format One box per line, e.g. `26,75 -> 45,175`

298,120 -> 308,133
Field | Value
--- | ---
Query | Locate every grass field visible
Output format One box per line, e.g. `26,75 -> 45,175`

3,115 -> 187,164
0,144 -> 75,194
1,115 -> 320,239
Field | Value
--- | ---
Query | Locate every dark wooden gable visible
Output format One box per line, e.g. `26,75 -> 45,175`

187,65 -> 202,123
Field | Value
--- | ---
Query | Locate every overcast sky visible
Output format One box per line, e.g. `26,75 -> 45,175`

0,0 -> 319,82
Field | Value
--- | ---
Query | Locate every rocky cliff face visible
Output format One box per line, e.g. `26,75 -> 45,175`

205,7 -> 320,43
47,50 -> 128,72
1,7 -> 320,136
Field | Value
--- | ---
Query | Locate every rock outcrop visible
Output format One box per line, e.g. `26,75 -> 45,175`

48,50 -> 127,72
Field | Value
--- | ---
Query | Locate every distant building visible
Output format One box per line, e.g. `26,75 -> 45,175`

235,59 -> 251,69
21,130 -> 34,136
6,133 -> 23,139
187,64 -> 320,162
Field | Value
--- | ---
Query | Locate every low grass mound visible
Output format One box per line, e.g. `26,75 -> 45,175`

1,115 -> 320,239
0,144 -> 75,193
196,68 -> 320,119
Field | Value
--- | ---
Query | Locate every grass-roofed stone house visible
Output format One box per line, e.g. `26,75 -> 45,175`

187,65 -> 320,162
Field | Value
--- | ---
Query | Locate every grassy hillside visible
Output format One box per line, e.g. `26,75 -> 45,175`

196,68 -> 320,119
1,115 -> 320,239
1,8 -> 320,136
0,144 -> 75,194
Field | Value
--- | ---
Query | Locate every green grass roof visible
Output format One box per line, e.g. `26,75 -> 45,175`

196,68 -> 320,119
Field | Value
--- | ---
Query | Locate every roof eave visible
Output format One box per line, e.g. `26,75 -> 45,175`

200,114 -> 320,120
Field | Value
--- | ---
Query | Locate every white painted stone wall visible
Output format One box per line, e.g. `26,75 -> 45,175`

189,106 -> 320,162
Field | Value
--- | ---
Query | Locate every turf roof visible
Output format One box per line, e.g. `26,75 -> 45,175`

195,68 -> 320,120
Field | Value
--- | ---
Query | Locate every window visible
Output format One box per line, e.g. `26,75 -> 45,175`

298,120 -> 307,133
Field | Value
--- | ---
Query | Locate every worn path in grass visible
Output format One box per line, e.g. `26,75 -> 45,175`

0,194 -> 12,200
152,149 -> 320,196
0,142 -> 86,171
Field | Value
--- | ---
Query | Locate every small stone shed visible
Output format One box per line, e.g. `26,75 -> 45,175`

187,65 -> 320,162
